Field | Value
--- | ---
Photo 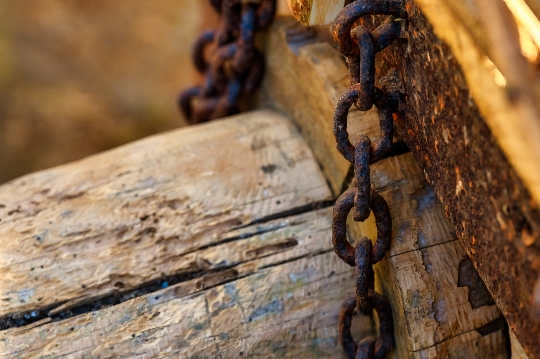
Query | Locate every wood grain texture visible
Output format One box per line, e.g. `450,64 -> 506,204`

1,209 -> 364,359
261,21 -> 381,195
350,155 -> 505,359
0,109 -> 331,320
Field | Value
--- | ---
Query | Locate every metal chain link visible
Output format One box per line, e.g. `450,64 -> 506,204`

331,1 -> 407,358
179,0 -> 276,124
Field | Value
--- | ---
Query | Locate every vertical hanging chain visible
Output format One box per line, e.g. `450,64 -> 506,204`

331,1 -> 407,358
179,0 -> 277,124
182,1 -> 407,356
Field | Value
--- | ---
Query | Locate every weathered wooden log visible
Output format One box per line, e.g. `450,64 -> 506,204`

261,19 -> 507,358
1,63 -> 506,359
0,110 -> 332,323
0,110 -> 352,357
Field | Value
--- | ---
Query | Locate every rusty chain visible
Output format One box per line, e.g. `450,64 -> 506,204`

331,1 -> 407,358
179,0 -> 276,124
182,0 -> 406,356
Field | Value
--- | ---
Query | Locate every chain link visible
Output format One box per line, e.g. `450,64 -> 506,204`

179,0 -> 276,124
331,1 -> 407,358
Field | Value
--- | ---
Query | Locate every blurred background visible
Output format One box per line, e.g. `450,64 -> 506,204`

0,0 -> 219,184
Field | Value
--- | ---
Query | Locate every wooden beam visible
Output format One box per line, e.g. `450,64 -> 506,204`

0,208 -> 373,358
0,109 -> 332,321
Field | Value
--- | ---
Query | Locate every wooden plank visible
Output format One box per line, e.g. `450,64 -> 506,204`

0,109 -> 332,323
0,240 -> 360,358
0,208 -> 363,358
261,19 -> 507,358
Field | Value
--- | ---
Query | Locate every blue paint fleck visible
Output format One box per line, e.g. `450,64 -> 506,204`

248,299 -> 283,322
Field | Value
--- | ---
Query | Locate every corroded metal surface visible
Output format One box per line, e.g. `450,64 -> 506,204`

370,1 -> 540,356
339,292 -> 394,359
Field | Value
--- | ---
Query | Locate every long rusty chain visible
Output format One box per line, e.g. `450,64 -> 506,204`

331,1 -> 407,358
179,0 -> 276,124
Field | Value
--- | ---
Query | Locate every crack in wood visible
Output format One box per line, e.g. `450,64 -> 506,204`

409,317 -> 508,354
0,202 -> 333,332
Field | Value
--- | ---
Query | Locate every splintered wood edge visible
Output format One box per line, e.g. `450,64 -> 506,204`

286,0 -> 346,25
511,328 -> 532,359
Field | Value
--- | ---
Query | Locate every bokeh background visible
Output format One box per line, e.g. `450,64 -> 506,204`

0,0 -> 219,183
